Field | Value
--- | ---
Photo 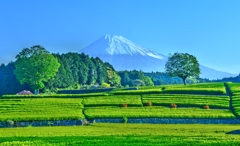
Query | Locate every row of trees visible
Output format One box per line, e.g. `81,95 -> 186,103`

45,52 -> 121,92
0,46 -> 121,95
0,46 -> 203,96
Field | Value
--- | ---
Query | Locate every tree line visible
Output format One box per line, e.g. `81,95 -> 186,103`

0,46 -> 207,96
0,46 -> 121,95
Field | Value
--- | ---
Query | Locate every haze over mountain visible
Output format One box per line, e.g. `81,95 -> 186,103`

80,34 -> 237,79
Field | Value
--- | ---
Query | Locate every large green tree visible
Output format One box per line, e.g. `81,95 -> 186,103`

14,45 -> 60,94
165,53 -> 200,85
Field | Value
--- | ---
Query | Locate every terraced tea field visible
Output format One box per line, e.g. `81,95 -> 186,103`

226,82 -> 240,118
142,94 -> 229,108
162,82 -> 227,95
84,106 -> 235,119
82,95 -> 143,107
0,124 -> 240,145
0,98 -> 84,121
1,82 -> 240,145
0,82 -> 238,121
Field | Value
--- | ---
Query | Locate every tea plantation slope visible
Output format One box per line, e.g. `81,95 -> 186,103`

83,83 -> 235,120
0,82 -> 237,122
0,98 -> 85,121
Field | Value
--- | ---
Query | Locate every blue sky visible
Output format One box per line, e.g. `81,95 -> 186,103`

1,0 -> 240,74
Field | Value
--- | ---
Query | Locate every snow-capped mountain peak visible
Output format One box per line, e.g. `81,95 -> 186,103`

79,34 -> 237,79
80,34 -> 166,60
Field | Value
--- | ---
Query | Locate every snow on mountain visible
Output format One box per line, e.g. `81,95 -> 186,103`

80,34 -> 166,60
79,34 -> 237,79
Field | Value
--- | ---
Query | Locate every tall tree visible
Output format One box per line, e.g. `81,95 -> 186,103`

165,53 -> 200,85
14,45 -> 60,94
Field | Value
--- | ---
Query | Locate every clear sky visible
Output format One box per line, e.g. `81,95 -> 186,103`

1,0 -> 240,74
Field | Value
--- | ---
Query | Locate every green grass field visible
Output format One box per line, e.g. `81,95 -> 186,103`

0,124 -> 240,146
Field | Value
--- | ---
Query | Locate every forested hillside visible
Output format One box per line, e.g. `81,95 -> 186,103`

44,53 -> 121,92
0,52 -> 214,96
0,53 -> 121,96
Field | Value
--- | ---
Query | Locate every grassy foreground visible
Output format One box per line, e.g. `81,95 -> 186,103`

0,123 -> 240,146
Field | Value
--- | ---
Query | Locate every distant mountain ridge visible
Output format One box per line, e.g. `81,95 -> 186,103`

80,34 -> 237,79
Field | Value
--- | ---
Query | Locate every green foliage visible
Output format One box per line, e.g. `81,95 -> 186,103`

133,79 -> 145,86
142,94 -> 229,108
84,106 -> 235,119
165,53 -> 200,85
101,82 -> 110,88
0,62 -> 31,96
226,82 -> 240,96
14,45 -> 60,92
0,82 -> 236,125
112,89 -> 162,95
1,93 -> 110,99
145,72 -> 211,86
162,82 -> 226,95
82,95 -> 143,107
118,70 -> 154,87
226,82 -> 240,118
44,53 -> 121,90
106,67 -> 121,86
13,52 -> 121,93
123,116 -> 128,123
143,76 -> 154,86
0,124 -> 240,145
0,98 -> 84,121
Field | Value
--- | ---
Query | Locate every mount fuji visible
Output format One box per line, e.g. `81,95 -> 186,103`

79,34 -> 237,79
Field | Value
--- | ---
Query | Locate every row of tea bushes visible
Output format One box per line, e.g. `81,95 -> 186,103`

84,106 -> 235,119
0,98 -> 85,121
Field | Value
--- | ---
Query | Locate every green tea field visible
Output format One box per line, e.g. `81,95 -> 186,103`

1,82 -> 240,145
0,124 -> 240,145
